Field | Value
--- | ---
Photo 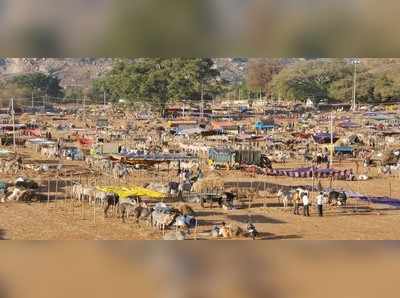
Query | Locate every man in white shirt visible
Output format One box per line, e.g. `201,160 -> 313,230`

302,193 -> 310,217
316,192 -> 324,217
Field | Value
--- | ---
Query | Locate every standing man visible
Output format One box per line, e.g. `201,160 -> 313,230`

16,155 -> 23,170
303,192 -> 310,217
316,192 -> 324,217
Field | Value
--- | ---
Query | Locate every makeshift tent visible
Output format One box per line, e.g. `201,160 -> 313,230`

121,153 -> 197,162
255,120 -> 276,131
97,186 -> 164,199
313,133 -> 339,144
334,146 -> 353,155
338,121 -> 360,129
208,148 -> 235,166
77,137 -> 93,146
261,166 -> 353,179
25,128 -> 41,137
346,192 -> 400,208
235,150 -> 262,166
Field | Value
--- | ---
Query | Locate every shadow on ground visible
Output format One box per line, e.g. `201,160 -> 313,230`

259,232 -> 302,240
0,229 -> 7,240
195,210 -> 224,217
227,214 -> 286,224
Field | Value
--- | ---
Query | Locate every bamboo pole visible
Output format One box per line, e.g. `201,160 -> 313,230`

55,173 -> 59,210
47,178 -> 50,210
93,179 -> 97,225
64,169 -> 67,208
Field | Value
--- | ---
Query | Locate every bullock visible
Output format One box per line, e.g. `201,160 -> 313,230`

277,189 -> 294,208
104,193 -> 120,218
132,204 -> 153,226
326,191 -> 347,206
151,203 -> 180,230
199,192 -> 235,209
173,214 -> 196,231
112,164 -> 129,179
177,203 -> 195,216
5,187 -> 34,202
118,197 -> 142,222
71,183 -> 96,204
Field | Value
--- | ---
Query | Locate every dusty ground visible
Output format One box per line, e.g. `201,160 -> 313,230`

1,166 -> 400,240
1,111 -> 400,240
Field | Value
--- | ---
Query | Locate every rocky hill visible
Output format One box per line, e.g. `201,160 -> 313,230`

0,58 -> 251,88
0,58 -> 114,87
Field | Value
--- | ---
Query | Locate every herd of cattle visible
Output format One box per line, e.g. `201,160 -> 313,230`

71,183 -> 197,231
277,188 -> 347,207
1,175 -> 347,222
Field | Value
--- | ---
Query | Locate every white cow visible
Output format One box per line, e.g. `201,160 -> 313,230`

277,189 -> 293,208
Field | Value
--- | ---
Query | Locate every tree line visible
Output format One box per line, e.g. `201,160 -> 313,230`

3,58 -> 400,110
246,58 -> 400,103
91,58 -> 222,114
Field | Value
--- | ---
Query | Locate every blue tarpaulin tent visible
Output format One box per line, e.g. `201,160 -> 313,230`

313,133 -> 339,144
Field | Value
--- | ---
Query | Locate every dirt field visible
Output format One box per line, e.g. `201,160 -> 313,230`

1,110 -> 400,240
1,162 -> 400,240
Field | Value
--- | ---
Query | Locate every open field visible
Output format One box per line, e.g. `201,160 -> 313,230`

1,99 -> 400,240
1,157 -> 400,240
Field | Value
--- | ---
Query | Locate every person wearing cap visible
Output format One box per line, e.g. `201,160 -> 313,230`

316,192 -> 324,217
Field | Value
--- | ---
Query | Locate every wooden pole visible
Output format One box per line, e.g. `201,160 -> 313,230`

55,174 -> 59,209
194,218 -> 198,240
72,176 -> 75,217
64,169 -> 67,207
47,178 -> 50,210
93,182 -> 97,225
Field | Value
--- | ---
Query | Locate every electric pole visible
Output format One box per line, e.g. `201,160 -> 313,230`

200,81 -> 204,119
330,111 -> 334,168
83,95 -> 86,120
103,90 -> 106,108
11,98 -> 16,152
352,58 -> 360,111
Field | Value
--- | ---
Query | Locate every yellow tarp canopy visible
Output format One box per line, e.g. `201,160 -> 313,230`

97,186 -> 165,199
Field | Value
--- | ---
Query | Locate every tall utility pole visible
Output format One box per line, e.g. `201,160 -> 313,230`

11,98 -> 16,152
330,111 -> 334,168
83,95 -> 86,119
103,90 -> 106,108
31,90 -> 34,109
200,81 -> 204,119
352,58 -> 360,111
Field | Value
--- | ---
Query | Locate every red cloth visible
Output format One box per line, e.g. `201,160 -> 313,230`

77,137 -> 93,146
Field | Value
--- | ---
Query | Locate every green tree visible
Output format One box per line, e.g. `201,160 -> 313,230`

0,83 -> 32,107
270,59 -> 376,103
93,58 -> 220,115
246,59 -> 285,93
374,73 -> 400,101
10,72 -> 63,98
